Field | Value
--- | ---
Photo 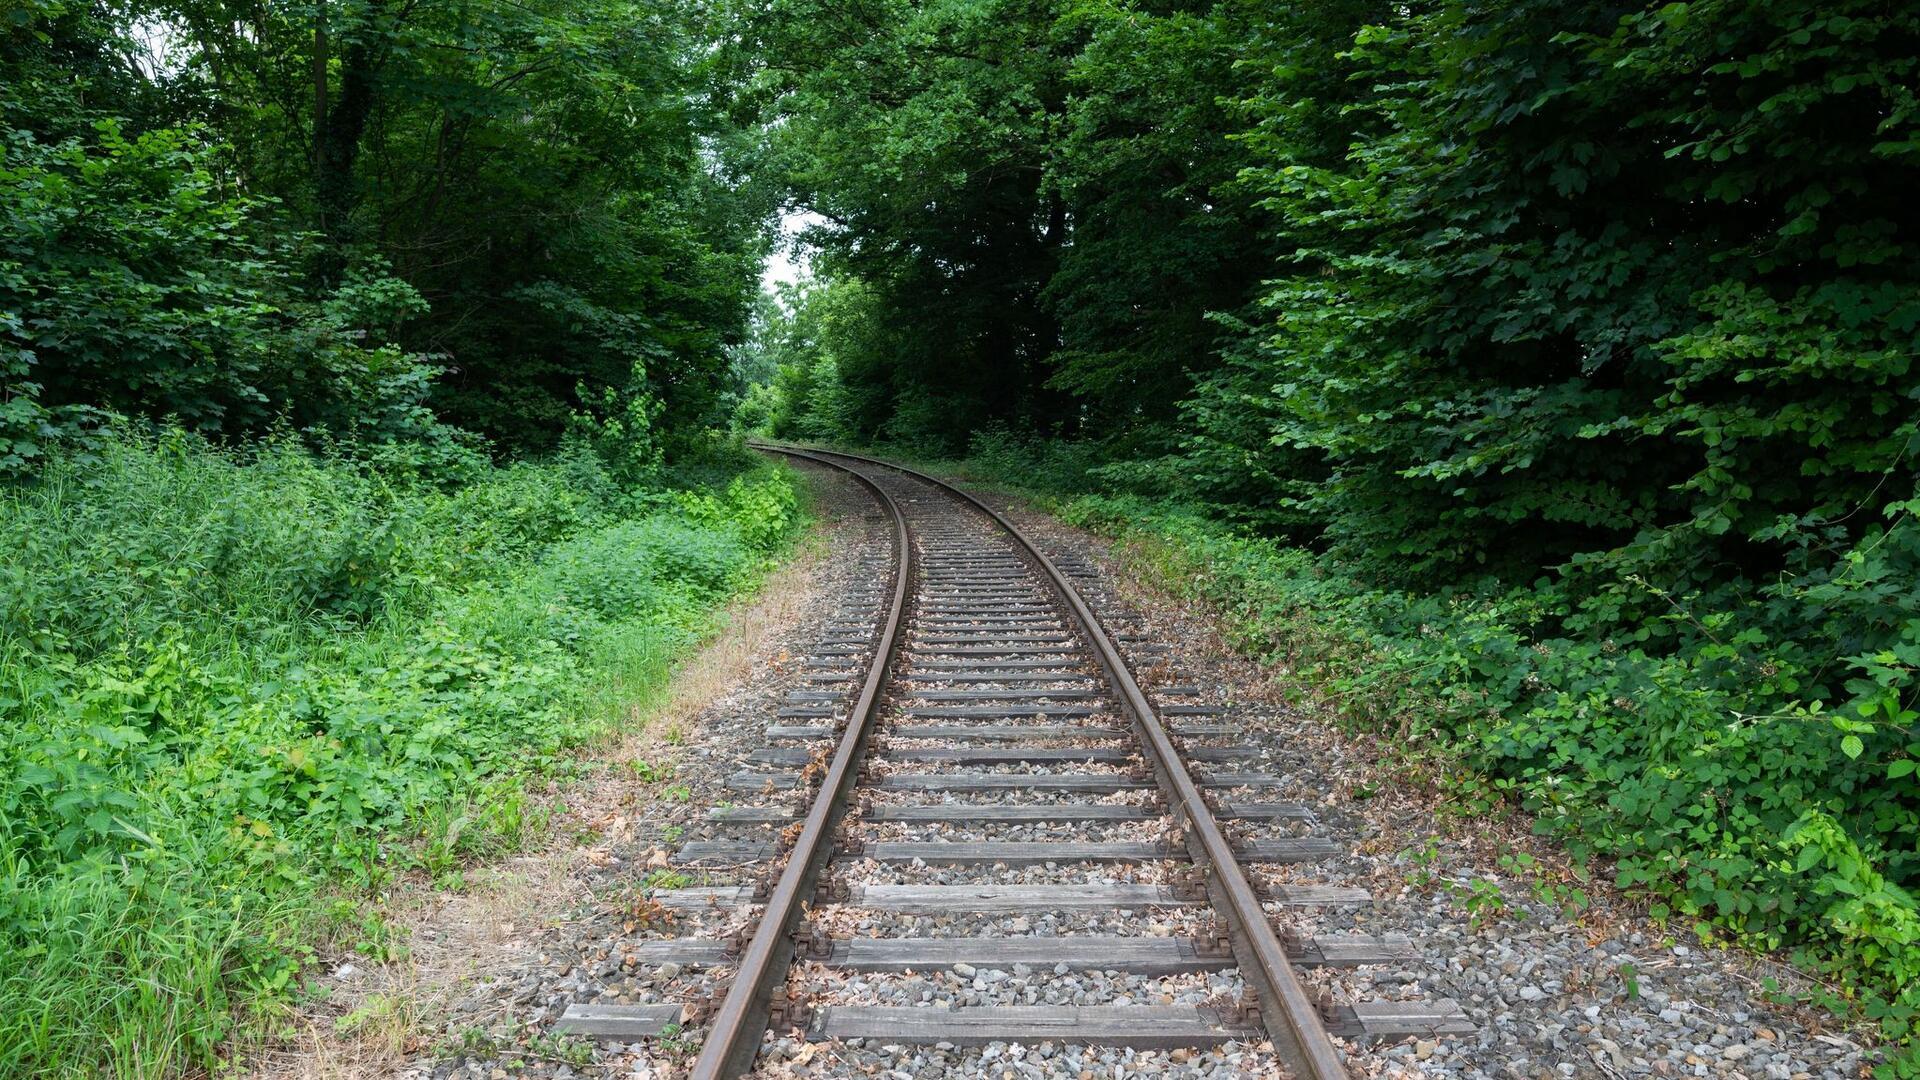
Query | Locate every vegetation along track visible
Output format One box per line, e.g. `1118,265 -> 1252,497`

554,445 -> 1473,1077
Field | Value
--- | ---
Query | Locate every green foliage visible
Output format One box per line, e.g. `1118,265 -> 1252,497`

1047,489 -> 1919,1066
343,0 -> 765,449
959,428 -> 1108,495
1043,0 -> 1276,426
12,0 -> 1920,1061
1160,3 -> 1920,1049
1,0 -> 765,459
742,277 -> 890,445
0,431 -> 802,1077
737,0 -> 1077,449
0,101 -> 444,466
1198,0 -> 1920,585
735,0 -> 1315,448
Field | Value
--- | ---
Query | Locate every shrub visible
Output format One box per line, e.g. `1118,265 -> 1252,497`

1055,491 -> 1920,1067
0,430 -> 803,1077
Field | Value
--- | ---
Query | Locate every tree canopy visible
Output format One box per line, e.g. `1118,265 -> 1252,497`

4,0 -> 768,465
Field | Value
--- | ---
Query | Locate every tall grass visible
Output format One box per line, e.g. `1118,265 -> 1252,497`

0,430 -> 802,1077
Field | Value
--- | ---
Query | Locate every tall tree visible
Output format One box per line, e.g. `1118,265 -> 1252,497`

44,0 -> 775,451
739,0 -> 1075,449
1042,0 -> 1274,432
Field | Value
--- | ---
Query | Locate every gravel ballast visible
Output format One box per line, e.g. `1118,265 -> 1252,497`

984,489 -> 1873,1080
369,459 -> 1871,1080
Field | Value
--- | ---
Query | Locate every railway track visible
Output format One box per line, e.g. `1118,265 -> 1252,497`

556,446 -> 1471,1077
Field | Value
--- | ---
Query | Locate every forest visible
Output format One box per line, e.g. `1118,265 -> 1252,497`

2,0 -> 1917,1074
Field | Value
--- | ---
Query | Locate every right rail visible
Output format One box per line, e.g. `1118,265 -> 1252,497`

794,446 -> 1350,1080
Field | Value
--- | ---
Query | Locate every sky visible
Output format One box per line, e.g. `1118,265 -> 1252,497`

760,209 -> 827,293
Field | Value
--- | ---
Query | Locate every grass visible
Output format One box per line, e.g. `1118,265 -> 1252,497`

0,429 -> 804,1078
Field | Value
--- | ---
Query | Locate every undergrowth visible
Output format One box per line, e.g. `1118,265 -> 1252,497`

0,429 -> 802,1078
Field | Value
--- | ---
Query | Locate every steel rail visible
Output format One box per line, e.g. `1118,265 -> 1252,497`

786,443 -> 1351,1080
688,447 -> 914,1080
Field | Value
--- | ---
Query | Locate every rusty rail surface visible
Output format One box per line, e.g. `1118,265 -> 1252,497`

727,441 -> 1350,1080
792,444 -> 1350,1080
687,447 -> 913,1079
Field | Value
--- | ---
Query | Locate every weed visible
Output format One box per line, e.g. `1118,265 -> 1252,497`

1404,838 -> 1442,890
442,1026 -> 501,1059
1490,849 -> 1595,919
657,1021 -> 697,1056
626,759 -> 670,783
1618,961 -> 1641,1000
321,900 -> 410,966
1454,878 -> 1511,930
643,869 -> 691,890
0,433 -> 803,1077
418,803 -> 478,879
527,1032 -> 595,1066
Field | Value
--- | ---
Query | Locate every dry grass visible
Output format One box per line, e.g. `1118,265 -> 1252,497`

239,822 -> 596,1079
237,481 -> 847,1080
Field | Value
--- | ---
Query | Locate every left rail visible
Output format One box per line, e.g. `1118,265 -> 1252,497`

686,447 -> 913,1079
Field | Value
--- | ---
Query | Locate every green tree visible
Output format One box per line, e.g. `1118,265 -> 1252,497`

738,0 -> 1075,449
1200,0 -> 1919,591
1,3 -> 442,470
4,0 -> 768,457
1043,0 -> 1275,432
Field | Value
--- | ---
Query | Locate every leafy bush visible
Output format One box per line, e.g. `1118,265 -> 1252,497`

1188,0 -> 1920,592
0,430 -> 802,1077
0,103 -> 445,468
961,428 -> 1110,496
1052,491 -> 1919,1068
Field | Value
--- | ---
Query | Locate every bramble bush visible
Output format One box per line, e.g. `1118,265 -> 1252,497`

0,429 -> 802,1077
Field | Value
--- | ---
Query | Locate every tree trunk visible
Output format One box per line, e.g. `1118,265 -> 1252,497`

313,1 -> 383,279
312,0 -> 328,201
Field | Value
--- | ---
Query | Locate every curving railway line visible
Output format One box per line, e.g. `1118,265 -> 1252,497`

555,445 -> 1472,1077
